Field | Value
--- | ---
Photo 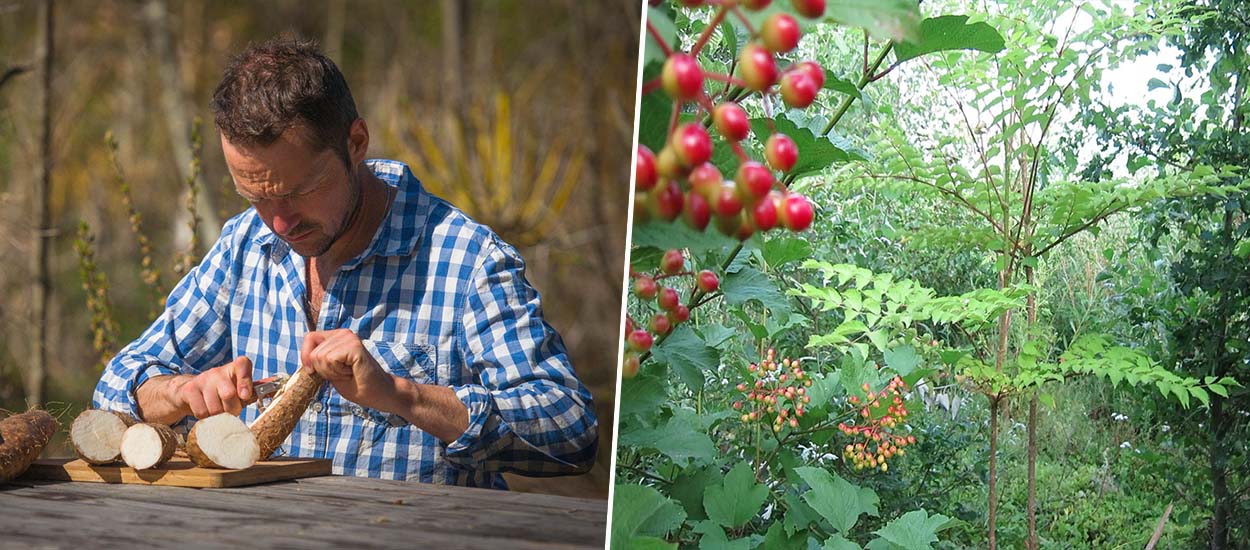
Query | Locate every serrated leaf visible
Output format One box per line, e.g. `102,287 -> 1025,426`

672,465 -> 723,522
633,220 -> 736,256
638,90 -> 674,153
825,76 -> 863,98
620,374 -> 669,418
697,524 -> 751,550
723,266 -> 793,315
749,112 -> 869,180
823,535 -> 863,550
872,509 -> 952,549
704,462 -> 769,528
825,0 -> 922,42
652,324 -> 718,390
699,324 -> 737,349
795,467 -> 880,533
619,409 -> 718,466
762,236 -> 814,267
883,346 -> 920,376
612,484 -> 686,549
763,520 -> 808,550
892,15 -> 1006,63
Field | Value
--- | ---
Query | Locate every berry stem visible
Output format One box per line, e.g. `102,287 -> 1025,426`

668,96 -> 681,137
730,140 -> 749,162
654,271 -> 695,280
646,20 -> 674,57
639,241 -> 745,363
821,42 -> 894,135
641,77 -> 664,96
691,7 -> 728,57
703,72 -> 751,89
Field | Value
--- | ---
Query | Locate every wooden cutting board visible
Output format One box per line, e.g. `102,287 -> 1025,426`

20,457 -> 332,488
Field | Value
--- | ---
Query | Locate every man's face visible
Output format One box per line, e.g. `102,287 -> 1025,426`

222,125 -> 358,258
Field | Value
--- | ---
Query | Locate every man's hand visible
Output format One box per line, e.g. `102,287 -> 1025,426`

174,356 -> 257,418
300,329 -> 399,412
136,356 -> 256,424
300,330 -> 470,442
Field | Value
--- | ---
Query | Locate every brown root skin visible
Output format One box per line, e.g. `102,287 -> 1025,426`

186,413 -> 259,469
0,410 -> 60,483
70,409 -> 136,465
249,368 -> 325,460
184,424 -> 218,468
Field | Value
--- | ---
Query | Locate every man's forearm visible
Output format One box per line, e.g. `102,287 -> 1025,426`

383,376 -> 471,443
134,374 -> 193,425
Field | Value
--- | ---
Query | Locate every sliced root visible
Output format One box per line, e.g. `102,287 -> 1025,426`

249,367 -> 324,460
186,413 -> 259,469
69,409 -> 136,465
120,423 -> 179,470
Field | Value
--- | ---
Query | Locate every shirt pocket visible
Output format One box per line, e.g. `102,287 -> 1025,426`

353,339 -> 439,427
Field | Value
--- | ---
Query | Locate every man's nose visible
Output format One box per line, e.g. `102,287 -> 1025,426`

271,211 -> 301,236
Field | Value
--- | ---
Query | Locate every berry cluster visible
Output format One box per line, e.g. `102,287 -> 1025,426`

622,249 -> 721,378
635,0 -> 824,240
732,348 -> 813,430
837,377 -> 916,472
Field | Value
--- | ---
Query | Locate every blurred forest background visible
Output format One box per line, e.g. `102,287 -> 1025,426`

0,0 -> 640,498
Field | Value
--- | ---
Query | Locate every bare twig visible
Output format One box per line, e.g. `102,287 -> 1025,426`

1143,502 -> 1173,550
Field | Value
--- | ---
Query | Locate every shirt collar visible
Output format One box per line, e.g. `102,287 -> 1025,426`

252,159 -> 427,267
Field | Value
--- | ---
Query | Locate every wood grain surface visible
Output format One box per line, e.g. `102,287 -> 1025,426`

20,457 -> 331,488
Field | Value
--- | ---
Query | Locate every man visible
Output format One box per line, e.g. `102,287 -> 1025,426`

93,38 -> 598,488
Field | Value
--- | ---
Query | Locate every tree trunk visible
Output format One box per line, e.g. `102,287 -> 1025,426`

142,0 -> 220,254
1209,211 -> 1235,550
988,396 -> 1000,550
1025,265 -> 1039,550
28,0 -> 53,408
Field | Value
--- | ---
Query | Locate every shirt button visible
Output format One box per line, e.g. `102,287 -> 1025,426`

310,402 -> 324,413
351,405 -> 366,418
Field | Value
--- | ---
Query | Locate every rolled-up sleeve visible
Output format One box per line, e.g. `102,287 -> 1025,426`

92,218 -> 240,422
446,236 -> 598,475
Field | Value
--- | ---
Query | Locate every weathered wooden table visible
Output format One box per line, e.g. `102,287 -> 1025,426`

0,475 -> 608,549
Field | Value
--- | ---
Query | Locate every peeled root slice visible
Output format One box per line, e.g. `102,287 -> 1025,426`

0,410 -> 60,483
120,423 -> 179,470
186,413 -> 259,469
70,409 -> 136,465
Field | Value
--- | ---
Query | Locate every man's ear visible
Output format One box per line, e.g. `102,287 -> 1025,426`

348,118 -> 370,166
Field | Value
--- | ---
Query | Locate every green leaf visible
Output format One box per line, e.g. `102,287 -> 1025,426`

619,409 -> 718,466
644,7 -> 677,67
1147,77 -> 1169,91
883,346 -> 921,377
872,509 -> 952,550
699,324 -> 737,349
762,520 -> 808,550
825,76 -> 863,99
822,535 -> 863,550
638,90 -> 674,152
723,266 -> 793,315
1210,383 -> 1229,398
749,112 -> 869,180
672,465 -> 723,522
652,325 -> 719,390
825,0 -> 922,42
795,467 -> 880,533
1190,386 -> 1210,408
612,484 -> 686,549
696,522 -> 751,550
892,15 -> 1005,63
620,374 -> 669,418
633,220 -> 736,256
704,462 -> 769,528
762,236 -> 814,267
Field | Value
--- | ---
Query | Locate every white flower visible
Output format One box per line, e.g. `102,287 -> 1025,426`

1120,441 -> 1132,449
1161,424 -> 1171,433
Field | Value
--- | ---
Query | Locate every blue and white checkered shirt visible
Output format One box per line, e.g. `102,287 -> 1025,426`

94,159 -> 598,488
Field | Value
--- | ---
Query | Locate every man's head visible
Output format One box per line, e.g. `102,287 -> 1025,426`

211,38 -> 368,257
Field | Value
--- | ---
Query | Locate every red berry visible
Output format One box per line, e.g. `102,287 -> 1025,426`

658,287 -> 680,311
734,215 -> 756,241
739,44 -> 777,91
634,276 -> 658,299
765,134 -> 799,172
715,183 -> 743,217
622,351 -> 640,379
780,72 -> 819,108
795,60 -> 825,89
683,191 -> 712,231
633,192 -> 651,225
696,270 -> 719,293
670,304 -> 691,324
671,123 -> 713,167
687,163 -> 723,203
661,249 -> 685,274
713,102 -> 751,142
654,180 -> 685,221
628,329 -> 654,352
791,0 -> 825,18
656,147 -> 683,178
662,54 -> 704,101
715,210 -> 744,238
636,146 -> 658,192
760,13 -> 801,53
781,193 -> 814,231
736,161 -> 774,199
752,194 -> 779,231
649,313 -> 672,335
